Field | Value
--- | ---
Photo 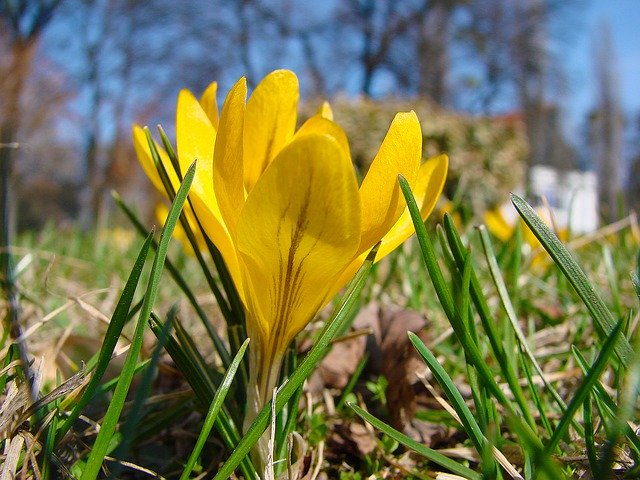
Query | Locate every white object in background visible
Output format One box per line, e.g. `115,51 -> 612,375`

530,165 -> 559,207
563,170 -> 598,234
527,166 -> 598,234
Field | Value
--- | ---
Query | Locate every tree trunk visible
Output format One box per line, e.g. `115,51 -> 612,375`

1,38 -> 36,245
418,2 -> 453,105
0,37 -> 37,395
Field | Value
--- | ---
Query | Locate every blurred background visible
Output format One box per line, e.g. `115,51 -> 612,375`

1,0 -> 638,233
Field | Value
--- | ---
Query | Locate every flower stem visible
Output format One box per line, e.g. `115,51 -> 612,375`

244,342 -> 284,473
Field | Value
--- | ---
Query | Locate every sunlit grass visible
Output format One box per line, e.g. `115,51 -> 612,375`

1,188 -> 639,478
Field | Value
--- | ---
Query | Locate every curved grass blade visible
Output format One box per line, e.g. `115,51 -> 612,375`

180,338 -> 250,480
349,402 -> 481,480
444,216 -> 535,428
408,332 -> 486,454
212,245 -> 378,480
511,193 -> 633,365
79,161 -> 196,480
544,318 -> 624,456
56,231 -> 153,442
477,225 -> 568,414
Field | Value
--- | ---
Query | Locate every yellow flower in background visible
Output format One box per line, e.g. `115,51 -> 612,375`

484,207 -> 516,243
484,204 -> 568,269
133,70 -> 448,458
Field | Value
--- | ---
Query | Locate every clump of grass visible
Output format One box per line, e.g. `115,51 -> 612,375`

2,173 -> 639,478
346,179 -> 638,479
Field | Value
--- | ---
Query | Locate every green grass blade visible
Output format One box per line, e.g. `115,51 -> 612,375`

156,125 -> 183,183
149,314 -> 216,405
511,193 -> 633,365
79,161 -> 196,480
398,176 -> 537,441
144,127 -> 176,199
477,225 -> 568,415
397,177 -> 456,322
599,327 -> 640,474
42,379 -> 61,480
408,332 -> 485,453
107,308 -> 176,479
336,353 -> 369,411
444,216 -> 535,429
349,402 -> 481,480
212,245 -> 378,480
56,231 -> 153,442
583,395 -> 600,476
172,316 -> 224,392
180,338 -> 250,480
148,314 -> 256,479
112,192 -> 232,369
573,347 -> 640,457
275,345 -> 303,464
518,348 -> 553,436
544,318 -> 625,455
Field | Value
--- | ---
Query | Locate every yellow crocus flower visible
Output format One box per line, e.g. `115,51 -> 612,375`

133,70 -> 447,464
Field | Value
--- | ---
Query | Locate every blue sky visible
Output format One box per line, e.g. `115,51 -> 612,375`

568,0 -> 639,128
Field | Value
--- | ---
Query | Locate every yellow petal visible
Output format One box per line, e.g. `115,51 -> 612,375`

484,209 -> 514,243
176,88 -> 220,225
375,153 -> 448,259
200,81 -> 219,129
132,124 -> 179,196
243,69 -> 298,193
330,154 -> 448,297
213,77 -> 247,239
176,88 -> 216,175
318,101 -> 333,120
176,90 -> 241,289
357,111 -> 422,254
236,134 -> 361,359
294,115 -> 350,159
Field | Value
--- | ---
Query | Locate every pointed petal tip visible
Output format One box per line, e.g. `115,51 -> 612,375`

177,88 -> 196,101
318,101 -> 333,120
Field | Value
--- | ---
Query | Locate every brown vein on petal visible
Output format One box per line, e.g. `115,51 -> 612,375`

269,167 -> 321,356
